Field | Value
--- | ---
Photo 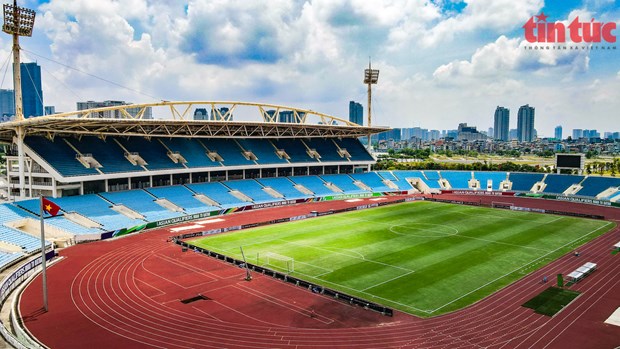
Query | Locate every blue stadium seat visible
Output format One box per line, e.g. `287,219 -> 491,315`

117,137 -> 184,170
333,138 -> 374,161
256,177 -> 306,200
508,173 -> 544,191
161,138 -> 220,168
439,171 -> 471,189
303,139 -> 343,162
199,139 -> 255,166
186,182 -> 249,208
0,227 -> 42,252
146,185 -> 219,214
67,136 -> 141,173
236,139 -> 288,165
576,176 -> 620,197
473,172 -> 508,190
0,251 -> 24,269
224,180 -> 278,203
320,174 -> 369,194
22,195 -> 145,231
100,190 -> 183,222
376,171 -> 413,190
349,172 -> 393,192
25,136 -> 99,176
288,176 -> 336,196
272,139 -> 318,163
395,171 -> 441,189
542,174 -> 584,194
0,205 -> 51,252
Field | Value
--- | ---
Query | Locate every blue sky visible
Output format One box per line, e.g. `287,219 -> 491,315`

2,0 -> 619,136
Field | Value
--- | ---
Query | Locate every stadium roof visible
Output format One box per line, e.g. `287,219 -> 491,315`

0,101 -> 389,140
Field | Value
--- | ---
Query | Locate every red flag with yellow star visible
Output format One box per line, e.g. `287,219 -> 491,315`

42,197 -> 61,216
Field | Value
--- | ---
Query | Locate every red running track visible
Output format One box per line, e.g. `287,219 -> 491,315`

19,195 -> 620,348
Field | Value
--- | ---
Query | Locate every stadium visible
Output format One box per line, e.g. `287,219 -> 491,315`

0,100 -> 616,349
0,3 -> 618,347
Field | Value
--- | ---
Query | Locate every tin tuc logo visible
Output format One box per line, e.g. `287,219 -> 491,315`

523,12 -> 616,43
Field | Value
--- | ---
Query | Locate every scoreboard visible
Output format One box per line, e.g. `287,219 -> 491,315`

555,153 -> 584,172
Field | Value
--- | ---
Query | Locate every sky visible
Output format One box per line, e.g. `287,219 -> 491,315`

1,0 -> 618,137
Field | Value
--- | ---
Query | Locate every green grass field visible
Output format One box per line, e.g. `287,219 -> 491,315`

190,201 -> 615,317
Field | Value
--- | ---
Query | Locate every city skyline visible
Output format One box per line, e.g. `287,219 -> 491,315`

0,1 -> 617,136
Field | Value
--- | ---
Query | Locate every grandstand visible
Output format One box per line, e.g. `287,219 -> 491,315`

508,172 -> 545,192
376,171 -> 413,191
576,176 -> 620,198
542,174 -> 584,194
473,172 -> 508,190
440,171 -> 471,189
288,176 -> 337,196
256,177 -> 306,200
0,100 -> 619,273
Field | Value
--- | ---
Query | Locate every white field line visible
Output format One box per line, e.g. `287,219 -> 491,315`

450,234 -> 552,252
290,269 -> 432,314
277,238 -> 414,272
361,270 -> 415,292
428,221 -> 613,314
344,215 -> 549,252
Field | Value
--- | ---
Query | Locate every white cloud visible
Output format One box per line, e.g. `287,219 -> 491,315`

5,0 -> 616,137
421,0 -> 542,47
432,35 -> 590,83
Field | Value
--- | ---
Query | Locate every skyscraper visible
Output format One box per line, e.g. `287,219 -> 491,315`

517,104 -> 535,142
20,62 -> 43,118
194,108 -> 209,120
349,101 -> 363,125
77,100 -> 153,119
0,89 -> 15,120
493,106 -> 509,141
572,129 -> 583,139
554,125 -> 562,140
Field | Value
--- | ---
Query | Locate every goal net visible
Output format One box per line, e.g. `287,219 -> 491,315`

263,252 -> 294,273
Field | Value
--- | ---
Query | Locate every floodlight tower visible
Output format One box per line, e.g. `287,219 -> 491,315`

363,60 -> 379,150
3,0 -> 35,199
3,0 -> 35,121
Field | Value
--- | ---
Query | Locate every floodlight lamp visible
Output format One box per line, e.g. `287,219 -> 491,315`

3,3 -> 36,37
364,69 -> 379,84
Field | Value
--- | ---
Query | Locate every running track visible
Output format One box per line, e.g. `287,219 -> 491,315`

19,195 -> 620,348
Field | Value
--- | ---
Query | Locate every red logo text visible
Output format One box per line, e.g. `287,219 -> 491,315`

523,13 -> 616,43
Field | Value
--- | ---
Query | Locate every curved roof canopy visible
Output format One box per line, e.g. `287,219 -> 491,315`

0,101 -> 389,140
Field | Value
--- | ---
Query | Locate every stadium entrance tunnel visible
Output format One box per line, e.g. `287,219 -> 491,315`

181,294 -> 211,304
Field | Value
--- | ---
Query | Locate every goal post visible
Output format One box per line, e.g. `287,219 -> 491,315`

263,252 -> 294,273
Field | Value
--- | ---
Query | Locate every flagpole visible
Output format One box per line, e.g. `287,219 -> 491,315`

39,195 -> 48,312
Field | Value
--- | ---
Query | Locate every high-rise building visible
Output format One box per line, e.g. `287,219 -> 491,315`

554,125 -> 562,140
457,123 -> 486,141
278,110 -> 294,123
44,106 -> 55,115
194,108 -> 209,120
516,104 -> 535,142
349,101 -> 363,125
509,129 -> 518,140
210,107 -> 232,120
572,129 -> 583,139
0,89 -> 15,120
493,106 -> 509,141
77,100 -> 153,119
20,62 -> 43,118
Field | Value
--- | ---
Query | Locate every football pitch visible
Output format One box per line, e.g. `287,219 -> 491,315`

190,201 -> 615,317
